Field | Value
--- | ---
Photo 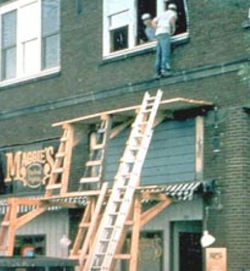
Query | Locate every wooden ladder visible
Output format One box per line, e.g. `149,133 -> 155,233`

79,115 -> 112,189
83,90 -> 163,271
45,123 -> 74,196
0,198 -> 46,256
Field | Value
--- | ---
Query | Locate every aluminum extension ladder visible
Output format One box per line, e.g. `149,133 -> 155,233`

84,89 -> 163,271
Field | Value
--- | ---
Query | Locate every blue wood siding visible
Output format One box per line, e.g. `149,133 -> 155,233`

104,119 -> 195,185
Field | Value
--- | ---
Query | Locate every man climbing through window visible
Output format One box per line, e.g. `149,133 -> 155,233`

152,2 -> 178,79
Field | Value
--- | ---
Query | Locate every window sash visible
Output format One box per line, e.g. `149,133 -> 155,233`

0,0 -> 60,82
103,0 -> 188,57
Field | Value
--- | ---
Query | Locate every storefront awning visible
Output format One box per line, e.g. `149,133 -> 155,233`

139,181 -> 207,201
0,181 -> 212,215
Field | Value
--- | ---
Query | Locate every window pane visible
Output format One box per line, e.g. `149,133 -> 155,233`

2,47 -> 16,80
2,10 -> 16,48
19,1 -> 39,41
110,26 -> 128,52
109,10 -> 129,29
107,0 -> 129,16
23,39 -> 40,74
42,0 -> 60,36
42,34 -> 60,68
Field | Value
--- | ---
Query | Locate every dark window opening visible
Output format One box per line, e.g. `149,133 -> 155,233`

110,26 -> 128,52
14,235 -> 46,256
137,0 -> 156,44
179,232 -> 202,271
75,0 -> 83,15
169,0 -> 187,35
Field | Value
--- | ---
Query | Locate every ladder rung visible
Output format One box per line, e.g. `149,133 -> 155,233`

109,212 -> 118,216
79,222 -> 90,228
1,221 -> 9,226
52,168 -> 63,174
104,225 -> 114,229
86,160 -> 102,167
92,144 -> 104,150
97,128 -> 106,133
46,183 -> 62,190
100,238 -> 110,243
146,102 -> 155,107
96,252 -> 106,256
146,96 -> 156,100
80,177 -> 100,184
60,137 -> 67,142
142,109 -> 152,113
55,152 -> 65,158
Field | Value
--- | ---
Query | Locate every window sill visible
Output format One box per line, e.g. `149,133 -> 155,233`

100,32 -> 190,65
0,66 -> 61,89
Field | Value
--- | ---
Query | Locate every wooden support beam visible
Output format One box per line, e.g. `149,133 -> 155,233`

41,200 -> 81,209
129,194 -> 141,271
142,191 -> 170,202
53,97 -> 213,127
140,197 -> 172,227
6,198 -> 18,256
15,199 -> 41,206
110,119 -> 133,139
15,207 -> 47,230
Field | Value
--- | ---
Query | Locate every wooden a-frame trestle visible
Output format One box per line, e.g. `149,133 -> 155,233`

0,198 -> 48,256
69,188 -> 172,271
0,91 -> 212,267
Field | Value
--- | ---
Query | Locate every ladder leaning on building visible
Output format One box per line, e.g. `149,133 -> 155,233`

0,89 -> 179,271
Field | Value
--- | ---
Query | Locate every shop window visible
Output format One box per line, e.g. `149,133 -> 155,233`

14,235 -> 46,256
103,0 -> 189,57
122,231 -> 163,271
0,0 -> 60,84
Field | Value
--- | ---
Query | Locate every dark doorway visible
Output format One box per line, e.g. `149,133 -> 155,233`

179,232 -> 202,271
171,221 -> 202,271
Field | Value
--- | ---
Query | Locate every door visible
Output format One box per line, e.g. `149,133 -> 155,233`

171,221 -> 202,271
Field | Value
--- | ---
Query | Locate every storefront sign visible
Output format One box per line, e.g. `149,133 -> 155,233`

4,147 -> 55,189
206,248 -> 227,271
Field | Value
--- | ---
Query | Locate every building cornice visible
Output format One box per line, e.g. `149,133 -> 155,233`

0,57 -> 249,121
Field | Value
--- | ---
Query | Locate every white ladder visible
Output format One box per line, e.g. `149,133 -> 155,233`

83,90 -> 163,271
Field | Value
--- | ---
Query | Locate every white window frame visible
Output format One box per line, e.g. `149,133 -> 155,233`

0,0 -> 60,87
102,0 -> 189,60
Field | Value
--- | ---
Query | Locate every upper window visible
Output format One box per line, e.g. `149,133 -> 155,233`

103,0 -> 189,58
0,0 -> 60,83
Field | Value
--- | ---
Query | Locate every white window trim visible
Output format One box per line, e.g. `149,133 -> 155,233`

0,66 -> 60,88
102,0 -> 189,60
0,0 -> 61,86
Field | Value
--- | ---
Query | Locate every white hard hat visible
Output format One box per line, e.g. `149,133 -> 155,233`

141,13 -> 151,20
168,3 -> 177,11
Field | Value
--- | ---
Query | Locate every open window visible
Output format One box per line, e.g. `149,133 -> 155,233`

103,0 -> 189,57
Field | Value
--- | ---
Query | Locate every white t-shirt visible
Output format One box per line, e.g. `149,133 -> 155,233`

154,10 -> 177,36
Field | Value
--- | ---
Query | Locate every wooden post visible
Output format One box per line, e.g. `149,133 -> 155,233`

6,198 -> 18,256
61,124 -> 74,194
129,194 -> 141,271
